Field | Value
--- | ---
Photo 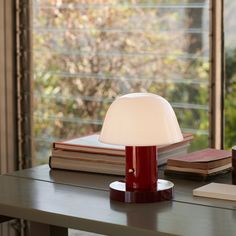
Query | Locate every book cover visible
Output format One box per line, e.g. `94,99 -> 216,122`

53,134 -> 124,156
167,148 -> 231,170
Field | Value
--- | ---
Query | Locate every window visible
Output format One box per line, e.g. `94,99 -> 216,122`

32,0 -> 211,164
224,0 -> 236,149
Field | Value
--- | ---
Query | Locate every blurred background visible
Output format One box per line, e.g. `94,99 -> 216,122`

30,0 -> 236,165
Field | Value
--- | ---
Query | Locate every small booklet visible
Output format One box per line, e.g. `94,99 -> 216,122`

193,183 -> 236,201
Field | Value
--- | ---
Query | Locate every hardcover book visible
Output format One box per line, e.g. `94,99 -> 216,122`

49,156 -> 125,175
165,163 -> 231,175
53,133 -> 193,156
166,148 -> 231,170
165,148 -> 232,179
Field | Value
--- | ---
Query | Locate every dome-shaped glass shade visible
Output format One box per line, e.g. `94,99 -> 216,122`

99,93 -> 183,146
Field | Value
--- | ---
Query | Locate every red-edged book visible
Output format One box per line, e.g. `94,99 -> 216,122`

165,148 -> 232,179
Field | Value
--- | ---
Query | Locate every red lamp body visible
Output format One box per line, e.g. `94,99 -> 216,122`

125,146 -> 157,192
109,146 -> 173,203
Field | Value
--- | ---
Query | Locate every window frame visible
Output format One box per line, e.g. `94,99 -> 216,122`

209,0 -> 224,149
0,0 -> 18,174
0,0 -> 225,171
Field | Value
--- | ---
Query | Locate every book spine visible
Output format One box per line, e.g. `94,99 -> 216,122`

53,156 -> 125,165
52,142 -> 56,149
50,158 -> 125,175
49,156 -> 53,169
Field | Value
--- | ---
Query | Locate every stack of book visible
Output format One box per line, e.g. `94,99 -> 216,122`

49,133 -> 193,175
165,148 -> 232,179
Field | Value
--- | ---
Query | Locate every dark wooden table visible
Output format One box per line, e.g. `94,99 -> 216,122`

0,165 -> 236,236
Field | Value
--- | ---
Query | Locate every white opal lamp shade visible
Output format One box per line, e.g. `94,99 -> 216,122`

99,93 -> 183,146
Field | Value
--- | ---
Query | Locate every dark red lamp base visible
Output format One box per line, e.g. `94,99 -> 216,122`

109,146 -> 174,203
110,179 -> 174,203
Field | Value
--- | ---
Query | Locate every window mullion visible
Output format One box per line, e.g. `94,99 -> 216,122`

210,0 -> 224,149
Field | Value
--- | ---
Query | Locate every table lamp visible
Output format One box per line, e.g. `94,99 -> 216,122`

99,93 -> 183,203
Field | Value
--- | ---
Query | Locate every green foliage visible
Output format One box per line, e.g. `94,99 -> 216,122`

224,49 -> 236,149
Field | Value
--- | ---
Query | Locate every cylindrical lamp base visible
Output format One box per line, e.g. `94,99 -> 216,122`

125,146 -> 157,191
110,179 -> 173,203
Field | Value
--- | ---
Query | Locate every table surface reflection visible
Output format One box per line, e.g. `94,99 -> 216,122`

0,165 -> 235,236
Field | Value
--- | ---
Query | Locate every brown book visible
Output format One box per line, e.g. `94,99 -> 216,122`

51,149 -> 125,164
165,163 -> 232,174
49,156 -> 125,175
53,133 -> 193,156
166,148 -> 231,170
164,167 -> 232,181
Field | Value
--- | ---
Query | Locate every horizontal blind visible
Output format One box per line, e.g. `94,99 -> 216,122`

31,0 -> 211,163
